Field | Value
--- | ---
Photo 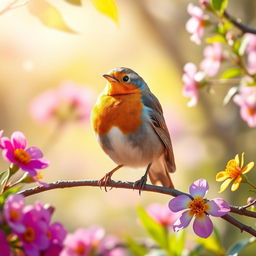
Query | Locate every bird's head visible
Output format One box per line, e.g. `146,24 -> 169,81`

103,67 -> 149,96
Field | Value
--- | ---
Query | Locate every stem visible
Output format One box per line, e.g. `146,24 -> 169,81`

18,179 -> 256,237
224,11 -> 256,35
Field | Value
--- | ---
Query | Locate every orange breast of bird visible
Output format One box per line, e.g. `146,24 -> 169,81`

92,93 -> 143,136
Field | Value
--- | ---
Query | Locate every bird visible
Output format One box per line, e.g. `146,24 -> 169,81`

91,67 -> 176,192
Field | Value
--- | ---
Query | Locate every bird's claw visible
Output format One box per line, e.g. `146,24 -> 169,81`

98,173 -> 113,192
133,175 -> 148,195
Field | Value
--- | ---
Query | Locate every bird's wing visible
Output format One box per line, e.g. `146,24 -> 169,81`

142,92 -> 176,173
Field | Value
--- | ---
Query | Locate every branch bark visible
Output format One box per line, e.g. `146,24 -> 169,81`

224,11 -> 256,34
19,179 -> 256,237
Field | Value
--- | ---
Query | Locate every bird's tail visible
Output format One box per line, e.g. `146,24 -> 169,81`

148,154 -> 174,188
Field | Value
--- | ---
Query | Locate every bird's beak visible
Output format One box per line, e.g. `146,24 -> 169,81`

103,74 -> 119,83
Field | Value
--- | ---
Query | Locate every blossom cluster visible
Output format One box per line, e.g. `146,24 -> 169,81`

182,0 -> 256,127
0,194 -> 126,256
30,81 -> 94,125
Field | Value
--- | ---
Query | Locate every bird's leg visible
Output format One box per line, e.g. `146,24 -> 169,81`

134,163 -> 152,195
98,165 -> 124,192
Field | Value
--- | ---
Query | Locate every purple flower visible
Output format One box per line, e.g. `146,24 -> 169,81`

169,179 -> 230,238
182,63 -> 205,107
186,4 -> 207,45
0,230 -> 11,256
4,194 -> 25,233
1,131 -> 49,182
146,203 -> 179,227
200,43 -> 222,77
16,206 -> 50,256
30,82 -> 94,124
233,82 -> 256,127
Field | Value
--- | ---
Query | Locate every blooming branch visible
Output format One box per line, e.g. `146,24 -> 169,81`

18,179 -> 256,237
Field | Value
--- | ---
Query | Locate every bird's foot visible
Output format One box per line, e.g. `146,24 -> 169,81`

98,172 -> 113,192
133,174 -> 148,195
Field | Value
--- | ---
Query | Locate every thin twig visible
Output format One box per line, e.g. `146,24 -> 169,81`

224,11 -> 256,34
18,179 -> 256,237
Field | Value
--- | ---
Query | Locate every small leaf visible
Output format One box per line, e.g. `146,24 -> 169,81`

91,0 -> 118,24
28,0 -> 75,33
64,0 -> 82,6
206,35 -> 226,43
126,237 -> 148,256
220,67 -> 242,79
211,0 -> 228,14
223,86 -> 239,105
0,171 -> 7,182
137,206 -> 169,251
226,237 -> 256,256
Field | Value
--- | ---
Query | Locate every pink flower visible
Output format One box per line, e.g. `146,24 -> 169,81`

0,230 -> 11,256
200,43 -> 222,76
182,63 -> 205,107
99,236 -> 127,256
186,4 -> 207,45
146,203 -> 179,227
4,194 -> 25,233
244,34 -> 256,75
169,179 -> 230,238
30,82 -> 94,124
1,131 -> 49,181
60,229 -> 93,256
233,84 -> 256,127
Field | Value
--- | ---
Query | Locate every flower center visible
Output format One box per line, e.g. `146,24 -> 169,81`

9,209 -> 20,222
75,243 -> 87,255
14,149 -> 31,164
247,106 -> 256,116
228,166 -> 242,179
188,197 -> 209,218
23,227 -> 35,243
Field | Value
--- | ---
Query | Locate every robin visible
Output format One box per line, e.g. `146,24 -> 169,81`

91,67 -> 176,191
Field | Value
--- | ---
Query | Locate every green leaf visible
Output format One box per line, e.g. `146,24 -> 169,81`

206,34 -> 226,43
91,0 -> 118,24
126,237 -> 148,256
64,0 -> 82,5
211,0 -> 228,14
28,0 -> 75,33
169,230 -> 186,255
137,206 -> 169,251
197,236 -> 225,255
226,237 -> 256,256
220,67 -> 242,79
0,171 -> 7,182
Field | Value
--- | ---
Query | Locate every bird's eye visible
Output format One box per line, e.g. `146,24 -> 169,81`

122,75 -> 130,82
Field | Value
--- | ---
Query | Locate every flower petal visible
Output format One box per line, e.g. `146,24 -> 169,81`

207,198 -> 230,217
235,154 -> 239,166
26,147 -> 43,159
240,152 -> 244,168
11,131 -> 27,149
193,215 -> 213,238
216,171 -> 229,182
169,195 -> 191,212
231,176 -> 242,191
173,211 -> 193,232
242,162 -> 254,174
219,178 -> 233,193
189,179 -> 209,198
22,159 -> 49,172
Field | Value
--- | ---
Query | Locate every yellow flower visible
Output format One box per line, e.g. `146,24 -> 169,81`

216,153 -> 254,193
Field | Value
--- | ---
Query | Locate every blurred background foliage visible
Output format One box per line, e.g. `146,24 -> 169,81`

0,0 -> 256,254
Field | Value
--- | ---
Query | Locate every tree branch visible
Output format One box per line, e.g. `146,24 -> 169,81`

18,179 -> 256,237
224,11 -> 256,34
